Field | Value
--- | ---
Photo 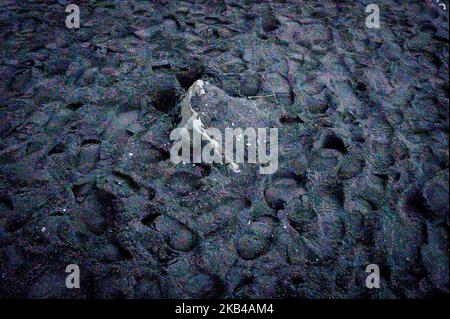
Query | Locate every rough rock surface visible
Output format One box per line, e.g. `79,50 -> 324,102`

0,0 -> 448,298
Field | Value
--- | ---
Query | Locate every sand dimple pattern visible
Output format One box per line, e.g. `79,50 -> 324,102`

0,0 -> 448,298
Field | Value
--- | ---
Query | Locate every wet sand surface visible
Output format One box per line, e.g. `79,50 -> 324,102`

0,0 -> 448,298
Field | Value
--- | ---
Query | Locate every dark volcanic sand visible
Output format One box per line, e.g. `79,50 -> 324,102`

0,0 -> 448,298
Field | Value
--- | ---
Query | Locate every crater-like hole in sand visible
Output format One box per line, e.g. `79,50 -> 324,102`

323,134 -> 347,154
176,65 -> 204,90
